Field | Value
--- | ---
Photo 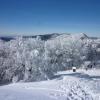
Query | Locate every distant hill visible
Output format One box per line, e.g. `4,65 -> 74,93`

0,36 -> 14,41
0,33 -> 61,41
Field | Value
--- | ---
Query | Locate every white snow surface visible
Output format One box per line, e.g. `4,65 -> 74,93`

0,69 -> 100,100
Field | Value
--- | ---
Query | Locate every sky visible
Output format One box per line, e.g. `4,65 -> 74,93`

0,0 -> 100,36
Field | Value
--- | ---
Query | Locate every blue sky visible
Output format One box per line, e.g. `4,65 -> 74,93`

0,0 -> 100,36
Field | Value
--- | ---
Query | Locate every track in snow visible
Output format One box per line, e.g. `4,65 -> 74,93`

50,75 -> 93,100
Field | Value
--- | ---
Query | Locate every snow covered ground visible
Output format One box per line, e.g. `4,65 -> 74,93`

0,69 -> 100,100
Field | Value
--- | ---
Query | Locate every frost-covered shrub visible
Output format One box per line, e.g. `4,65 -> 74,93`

0,37 -> 54,83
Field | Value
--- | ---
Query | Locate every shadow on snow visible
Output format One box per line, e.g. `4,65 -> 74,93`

53,71 -> 100,80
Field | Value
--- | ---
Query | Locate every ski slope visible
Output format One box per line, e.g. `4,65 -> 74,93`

0,69 -> 100,100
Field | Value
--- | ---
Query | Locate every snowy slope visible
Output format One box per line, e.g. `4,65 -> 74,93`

0,69 -> 100,100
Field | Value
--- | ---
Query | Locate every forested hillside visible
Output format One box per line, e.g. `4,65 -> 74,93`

0,33 -> 100,83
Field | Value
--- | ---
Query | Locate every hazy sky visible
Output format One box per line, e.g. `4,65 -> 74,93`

0,0 -> 100,36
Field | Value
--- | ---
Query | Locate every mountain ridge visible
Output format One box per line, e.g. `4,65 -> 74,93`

0,33 -> 99,41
